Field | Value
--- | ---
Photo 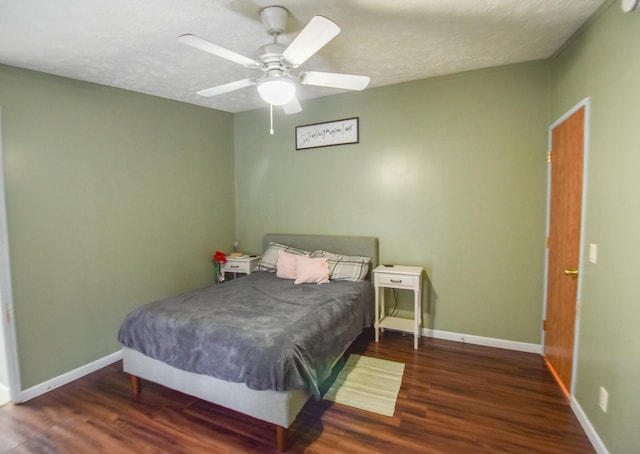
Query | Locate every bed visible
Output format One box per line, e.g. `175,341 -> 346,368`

118,233 -> 378,451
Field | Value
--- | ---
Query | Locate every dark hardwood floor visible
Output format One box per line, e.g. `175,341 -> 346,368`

0,330 -> 594,453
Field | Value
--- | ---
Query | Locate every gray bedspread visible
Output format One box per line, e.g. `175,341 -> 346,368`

118,272 -> 373,398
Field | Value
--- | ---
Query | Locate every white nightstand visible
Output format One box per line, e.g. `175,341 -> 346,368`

221,255 -> 261,279
373,264 -> 424,349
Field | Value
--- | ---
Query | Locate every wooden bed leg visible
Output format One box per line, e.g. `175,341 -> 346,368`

276,425 -> 288,452
129,374 -> 140,399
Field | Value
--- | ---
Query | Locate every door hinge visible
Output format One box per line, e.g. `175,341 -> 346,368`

4,305 -> 10,324
547,151 -> 552,163
546,236 -> 550,248
543,319 -> 546,330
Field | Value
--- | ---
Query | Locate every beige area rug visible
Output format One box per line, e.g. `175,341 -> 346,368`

322,354 -> 405,417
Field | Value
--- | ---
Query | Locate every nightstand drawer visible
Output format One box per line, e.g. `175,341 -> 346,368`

222,260 -> 252,274
375,272 -> 417,289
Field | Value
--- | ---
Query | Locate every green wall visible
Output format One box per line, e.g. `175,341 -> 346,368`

0,65 -> 236,388
234,62 -> 549,344
549,3 -> 640,452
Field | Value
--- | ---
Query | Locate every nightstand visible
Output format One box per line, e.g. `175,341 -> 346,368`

221,256 -> 261,279
373,265 -> 423,349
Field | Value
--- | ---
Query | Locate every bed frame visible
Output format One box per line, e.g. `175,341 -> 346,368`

123,233 -> 378,451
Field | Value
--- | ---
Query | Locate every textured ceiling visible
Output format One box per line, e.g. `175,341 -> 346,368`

0,0 -> 606,113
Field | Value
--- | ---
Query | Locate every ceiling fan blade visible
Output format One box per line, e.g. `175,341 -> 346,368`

282,96 -> 302,115
196,78 -> 256,97
300,71 -> 370,91
178,34 -> 257,67
282,16 -> 340,67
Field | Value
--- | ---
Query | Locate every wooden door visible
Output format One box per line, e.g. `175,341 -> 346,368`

544,105 -> 585,397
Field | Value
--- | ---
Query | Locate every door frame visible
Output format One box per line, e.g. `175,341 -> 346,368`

0,108 -> 22,402
542,97 -> 590,396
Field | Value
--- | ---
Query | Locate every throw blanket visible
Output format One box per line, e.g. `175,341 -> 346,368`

118,272 -> 373,398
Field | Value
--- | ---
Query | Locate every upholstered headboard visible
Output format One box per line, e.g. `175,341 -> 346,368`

263,233 -> 379,280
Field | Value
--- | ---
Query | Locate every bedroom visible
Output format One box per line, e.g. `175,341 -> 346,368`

0,0 -> 638,452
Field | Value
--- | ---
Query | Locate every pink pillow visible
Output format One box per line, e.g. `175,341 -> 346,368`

294,256 -> 330,285
276,250 -> 300,279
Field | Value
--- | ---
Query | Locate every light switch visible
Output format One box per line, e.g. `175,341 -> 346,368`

589,243 -> 597,264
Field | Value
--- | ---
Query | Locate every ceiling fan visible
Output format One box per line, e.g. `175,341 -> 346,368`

178,6 -> 370,114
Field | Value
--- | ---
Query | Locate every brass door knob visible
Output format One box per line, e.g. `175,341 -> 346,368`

564,269 -> 579,278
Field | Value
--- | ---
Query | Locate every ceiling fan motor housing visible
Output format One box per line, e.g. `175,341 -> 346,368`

256,43 -> 287,70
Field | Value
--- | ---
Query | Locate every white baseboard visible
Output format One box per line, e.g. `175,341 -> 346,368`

571,396 -> 610,454
0,382 -> 9,404
422,328 -> 543,354
19,350 -> 122,403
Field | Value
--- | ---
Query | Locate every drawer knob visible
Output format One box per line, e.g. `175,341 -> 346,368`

390,279 -> 402,283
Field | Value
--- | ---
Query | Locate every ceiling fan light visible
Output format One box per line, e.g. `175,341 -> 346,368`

257,78 -> 296,105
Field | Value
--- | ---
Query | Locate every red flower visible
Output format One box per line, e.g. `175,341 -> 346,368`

214,250 -> 227,264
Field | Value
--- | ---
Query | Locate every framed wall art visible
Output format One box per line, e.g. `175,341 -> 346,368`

295,117 -> 359,150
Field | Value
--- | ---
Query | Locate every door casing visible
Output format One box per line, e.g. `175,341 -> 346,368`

0,108 -> 22,402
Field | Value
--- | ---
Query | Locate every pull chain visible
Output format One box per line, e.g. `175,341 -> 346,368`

269,104 -> 274,135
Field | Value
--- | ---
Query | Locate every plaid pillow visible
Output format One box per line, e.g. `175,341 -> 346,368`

310,250 -> 370,282
255,242 -> 309,272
